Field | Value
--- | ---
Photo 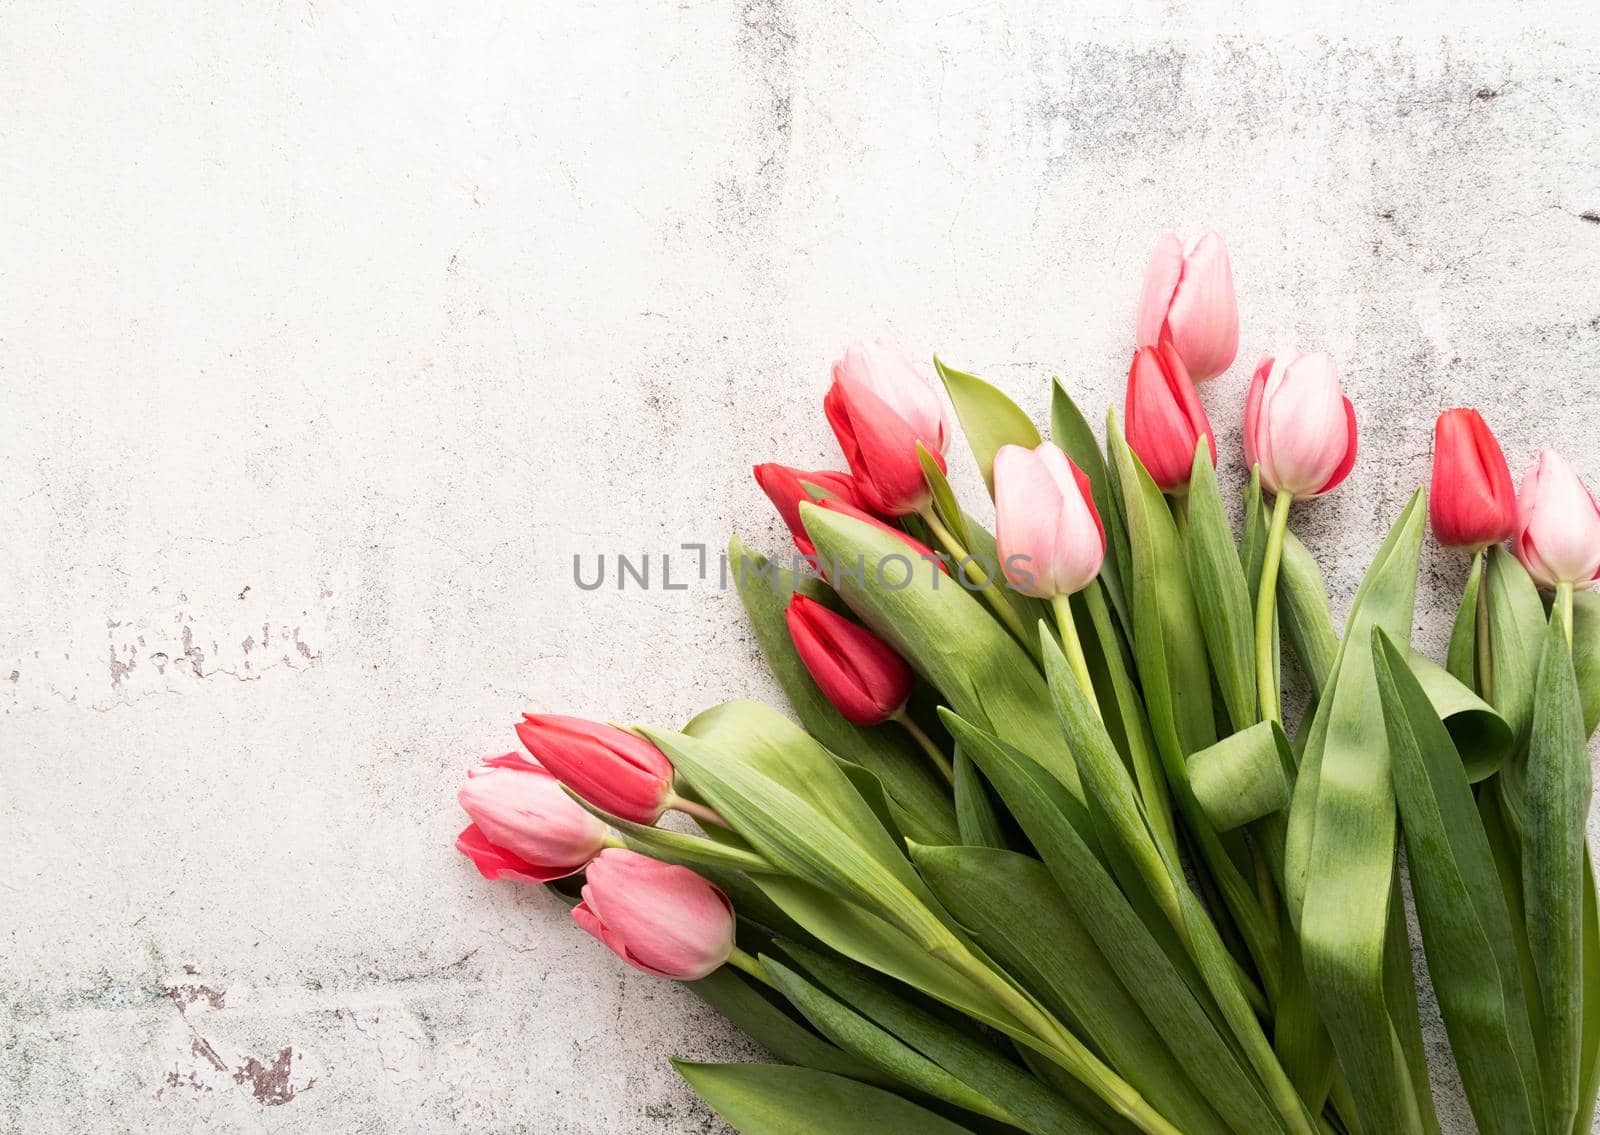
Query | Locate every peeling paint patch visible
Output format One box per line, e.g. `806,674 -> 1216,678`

233,1046 -> 311,1106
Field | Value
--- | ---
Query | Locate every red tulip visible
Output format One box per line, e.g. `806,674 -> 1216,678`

824,339 -> 950,516
455,753 -> 608,884
993,443 -> 1105,598
753,464 -> 872,556
785,594 -> 914,725
1136,232 -> 1240,381
1124,343 -> 1216,492
515,715 -> 675,824
1429,409 -> 1517,551
572,849 -> 735,980
1514,450 -> 1600,589
1243,350 -> 1357,499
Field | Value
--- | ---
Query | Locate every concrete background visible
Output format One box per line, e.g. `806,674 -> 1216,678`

3,1 -> 1598,1131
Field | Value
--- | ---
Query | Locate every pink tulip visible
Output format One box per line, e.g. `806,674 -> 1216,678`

1124,343 -> 1216,492
1136,232 -> 1240,381
515,715 -> 675,824
1514,450 -> 1600,589
572,848 -> 735,980
1429,409 -> 1518,552
455,753 -> 608,883
993,443 -> 1105,599
824,339 -> 951,516
753,464 -> 873,557
1243,350 -> 1358,499
785,594 -> 914,725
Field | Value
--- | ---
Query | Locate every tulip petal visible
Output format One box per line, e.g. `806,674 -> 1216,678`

1165,233 -> 1240,381
1311,397 -> 1359,498
455,823 -> 567,884
1136,233 -> 1183,349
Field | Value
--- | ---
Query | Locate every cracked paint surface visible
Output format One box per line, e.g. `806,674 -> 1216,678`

3,1 -> 1599,1132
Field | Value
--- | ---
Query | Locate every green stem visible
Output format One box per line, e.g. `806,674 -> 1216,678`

1050,593 -> 1101,718
1254,490 -> 1293,724
671,795 -> 730,830
918,506 -> 1035,652
1474,548 -> 1493,703
890,708 -> 955,783
1558,580 -> 1575,648
726,946 -> 775,988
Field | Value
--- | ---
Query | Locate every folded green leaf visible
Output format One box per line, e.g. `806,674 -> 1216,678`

1182,440 -> 1257,733
934,355 -> 1041,495
1187,721 -> 1292,831
1371,627 -> 1545,1134
729,537 -> 957,842
1523,606 -> 1590,1133
1406,652 -> 1512,783
672,1060 -> 977,1135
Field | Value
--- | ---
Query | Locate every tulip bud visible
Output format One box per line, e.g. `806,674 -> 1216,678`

784,594 -> 914,725
1429,409 -> 1518,551
753,464 -> 872,557
1514,450 -> 1600,589
993,442 -> 1105,599
1135,232 -> 1240,381
1243,350 -> 1357,500
455,753 -> 608,883
824,338 -> 951,516
802,496 -> 950,577
515,715 -> 675,824
571,848 -> 735,980
1124,343 -> 1216,492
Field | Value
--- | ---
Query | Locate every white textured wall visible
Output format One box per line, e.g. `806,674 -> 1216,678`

3,1 -> 1599,1131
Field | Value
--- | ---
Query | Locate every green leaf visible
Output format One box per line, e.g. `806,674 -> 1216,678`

672,1061 -> 977,1135
799,502 -> 1089,827
729,536 -> 958,842
563,787 -> 777,873
933,355 -> 1041,495
1405,651 -> 1512,783
760,956 -> 1029,1129
916,443 -> 978,555
1187,721 -> 1292,831
1278,530 -> 1338,698
687,966 -> 885,1086
1371,627 -> 1545,1134
910,843 -> 1238,1135
943,711 -> 1312,1135
1051,377 -> 1129,631
1523,606 -> 1590,1133
1182,439 -> 1257,733
1575,854 -> 1600,1135
1447,552 -> 1484,687
1569,590 -> 1600,736
1484,545 -> 1548,833
1285,489 -> 1434,1135
776,939 -> 1106,1135
951,746 -> 1007,850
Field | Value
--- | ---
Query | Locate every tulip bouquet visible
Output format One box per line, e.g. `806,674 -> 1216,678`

456,234 -> 1599,1135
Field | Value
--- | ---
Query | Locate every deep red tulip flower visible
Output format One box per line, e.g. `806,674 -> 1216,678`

1124,343 -> 1216,492
1429,409 -> 1517,552
572,849 -> 735,980
1243,350 -> 1358,499
805,496 -> 951,576
824,339 -> 951,516
515,715 -> 675,824
753,464 -> 872,556
1136,232 -> 1240,381
455,753 -> 608,884
785,594 -> 915,725
1515,450 -> 1600,589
